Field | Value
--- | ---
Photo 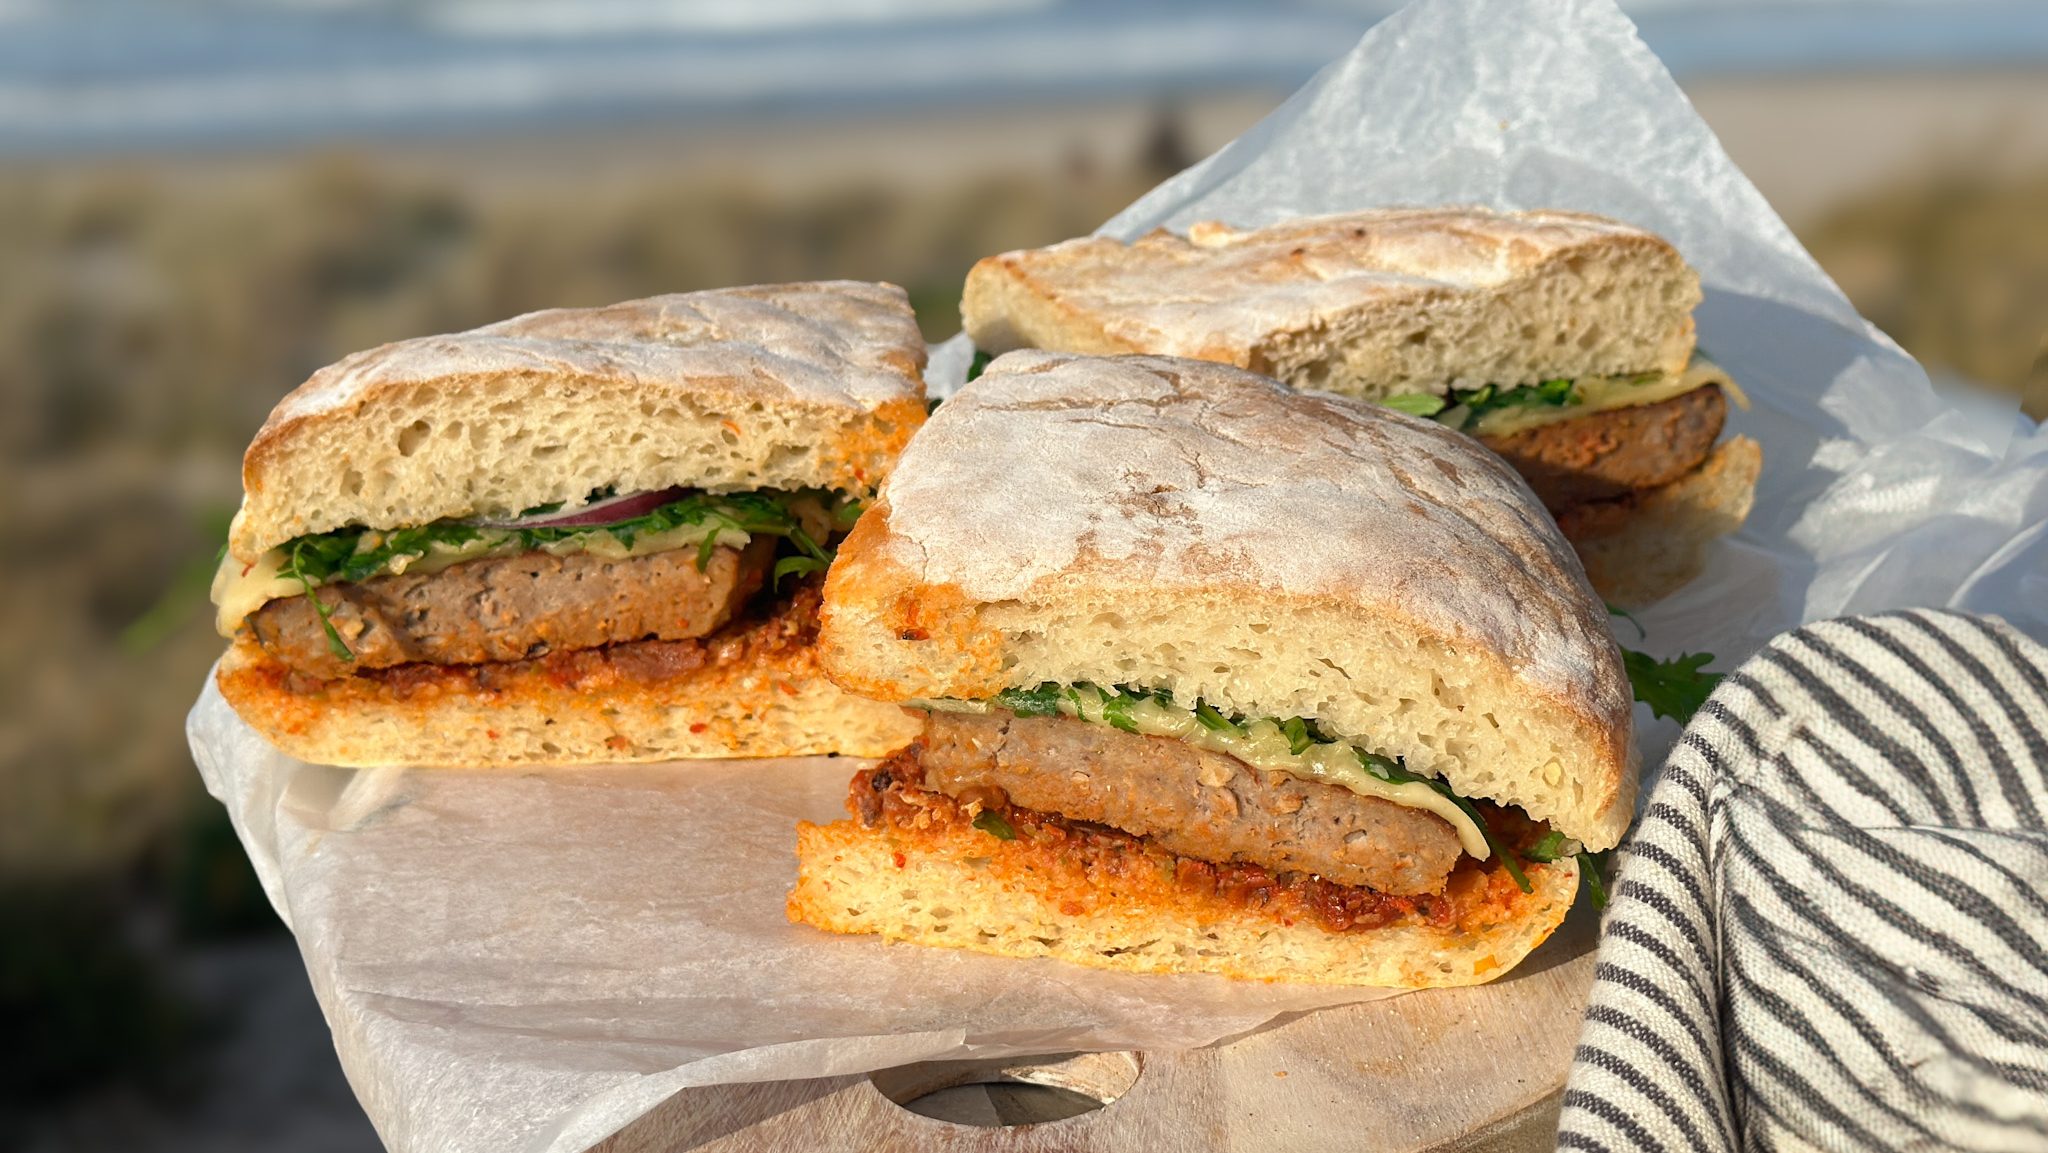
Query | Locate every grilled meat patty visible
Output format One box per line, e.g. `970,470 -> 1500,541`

248,536 -> 773,679
1478,384 -> 1726,511
920,710 -> 1464,896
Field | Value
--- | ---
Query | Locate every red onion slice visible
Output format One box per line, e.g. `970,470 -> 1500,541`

473,486 -> 689,529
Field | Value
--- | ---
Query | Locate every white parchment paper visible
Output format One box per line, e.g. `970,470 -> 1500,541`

191,0 -> 2048,1149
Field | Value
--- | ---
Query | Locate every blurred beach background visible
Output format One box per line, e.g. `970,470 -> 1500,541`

4,0 -> 2045,1148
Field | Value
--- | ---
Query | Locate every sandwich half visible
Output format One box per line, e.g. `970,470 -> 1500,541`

961,206 -> 1761,605
212,281 -> 927,766
789,352 -> 1636,988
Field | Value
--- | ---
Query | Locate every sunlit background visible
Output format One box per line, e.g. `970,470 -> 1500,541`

4,1 -> 2045,1148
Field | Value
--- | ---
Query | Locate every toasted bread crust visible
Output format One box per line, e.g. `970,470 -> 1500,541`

231,282 -> 927,560
963,207 -> 1699,398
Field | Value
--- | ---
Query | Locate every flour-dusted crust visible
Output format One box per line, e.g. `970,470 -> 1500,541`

820,352 -> 1637,848
230,281 -> 928,559
962,207 -> 1699,400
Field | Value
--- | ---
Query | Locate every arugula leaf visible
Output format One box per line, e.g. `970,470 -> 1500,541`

1578,850 -> 1611,909
1193,701 -> 1240,735
1451,376 -> 1576,420
1279,716 -> 1314,755
1623,648 -> 1723,725
772,554 -> 828,590
279,538 -> 354,662
276,490 -> 825,591
1117,683 -> 1174,708
832,498 -> 867,531
1388,378 -> 1580,430
966,350 -> 993,383
1606,602 -> 1647,642
972,810 -> 1016,840
1383,393 -> 1448,417
1523,829 -> 1580,863
1099,690 -> 1140,734
1353,748 -> 1532,894
993,683 -> 1066,718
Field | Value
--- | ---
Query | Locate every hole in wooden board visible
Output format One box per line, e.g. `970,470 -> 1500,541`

870,1051 -> 1140,1128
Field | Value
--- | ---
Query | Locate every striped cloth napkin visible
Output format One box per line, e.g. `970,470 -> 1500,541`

1558,610 -> 2048,1152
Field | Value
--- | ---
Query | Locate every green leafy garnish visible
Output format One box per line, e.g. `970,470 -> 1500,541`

1279,716 -> 1314,756
966,350 -> 993,383
280,538 -> 355,662
1193,701 -> 1240,735
1605,607 -> 1723,725
1623,648 -> 1723,725
1531,835 -> 1609,907
993,683 -> 1066,718
1578,850 -> 1611,909
1453,376 -> 1576,420
277,491 -> 828,588
1383,393 -> 1448,417
832,498 -> 867,531
1117,683 -> 1174,708
1408,377 -> 1579,429
1099,690 -> 1141,734
972,810 -> 1016,840
772,555 -> 828,589
1606,602 -> 1647,641
1354,748 -> 1532,895
269,489 -> 854,657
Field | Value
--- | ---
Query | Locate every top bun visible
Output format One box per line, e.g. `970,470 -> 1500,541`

229,281 -> 928,560
962,206 -> 1700,400
819,351 -> 1636,848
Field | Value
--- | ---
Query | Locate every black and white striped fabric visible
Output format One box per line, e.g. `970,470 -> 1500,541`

1558,610 -> 2048,1152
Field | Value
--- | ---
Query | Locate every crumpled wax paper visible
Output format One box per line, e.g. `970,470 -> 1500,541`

191,0 -> 2048,1150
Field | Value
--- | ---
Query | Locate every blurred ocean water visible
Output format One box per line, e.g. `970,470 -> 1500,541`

2,0 -> 2046,154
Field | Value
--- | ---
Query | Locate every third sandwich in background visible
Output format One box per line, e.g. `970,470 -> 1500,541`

961,207 -> 1761,607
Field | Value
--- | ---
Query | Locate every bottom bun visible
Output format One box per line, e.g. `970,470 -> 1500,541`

789,802 -> 1579,989
1560,435 -> 1762,608
216,634 -> 919,767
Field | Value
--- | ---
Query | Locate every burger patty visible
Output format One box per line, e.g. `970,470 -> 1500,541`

1478,384 -> 1726,512
247,536 -> 773,679
918,710 -> 1463,896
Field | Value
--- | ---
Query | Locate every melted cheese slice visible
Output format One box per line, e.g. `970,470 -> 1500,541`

211,548 -> 304,637
915,693 -> 1490,858
1466,356 -> 1741,438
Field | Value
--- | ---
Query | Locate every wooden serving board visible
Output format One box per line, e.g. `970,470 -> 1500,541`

594,906 -> 1598,1152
